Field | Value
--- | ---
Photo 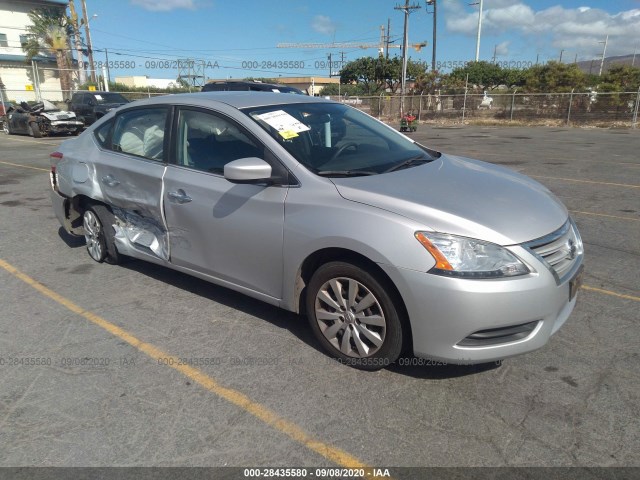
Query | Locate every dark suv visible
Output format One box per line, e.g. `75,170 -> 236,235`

69,91 -> 130,126
201,81 -> 306,95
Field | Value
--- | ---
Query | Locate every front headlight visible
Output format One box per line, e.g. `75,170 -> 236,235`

415,232 -> 530,279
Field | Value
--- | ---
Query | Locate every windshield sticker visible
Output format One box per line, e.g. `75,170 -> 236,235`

256,110 -> 310,138
94,95 -> 103,101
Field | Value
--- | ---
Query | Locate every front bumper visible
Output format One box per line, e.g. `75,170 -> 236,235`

380,246 -> 583,364
48,120 -> 83,133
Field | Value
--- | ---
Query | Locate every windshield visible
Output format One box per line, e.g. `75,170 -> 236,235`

243,102 -> 436,176
94,93 -> 128,104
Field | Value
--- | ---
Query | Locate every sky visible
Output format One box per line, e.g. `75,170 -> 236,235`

84,0 -> 640,82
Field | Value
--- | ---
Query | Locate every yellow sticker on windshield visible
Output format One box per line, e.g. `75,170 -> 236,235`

279,130 -> 299,139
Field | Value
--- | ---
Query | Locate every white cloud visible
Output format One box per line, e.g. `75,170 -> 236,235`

311,15 -> 336,35
131,0 -> 197,11
444,1 -> 640,58
495,40 -> 510,57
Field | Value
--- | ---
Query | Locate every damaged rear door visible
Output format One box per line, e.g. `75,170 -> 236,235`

93,106 -> 170,261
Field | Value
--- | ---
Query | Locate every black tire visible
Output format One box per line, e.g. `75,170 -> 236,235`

29,121 -> 42,138
306,261 -> 404,371
82,204 -> 123,265
72,128 -> 81,136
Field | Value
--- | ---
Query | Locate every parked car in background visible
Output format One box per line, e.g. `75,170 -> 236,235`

1,101 -> 15,134
5,100 -> 83,137
202,80 -> 306,95
69,91 -> 130,126
49,92 -> 584,370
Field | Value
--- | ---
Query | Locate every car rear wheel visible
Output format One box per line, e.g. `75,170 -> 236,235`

306,261 -> 404,370
1,118 -> 8,134
28,122 -> 42,138
82,205 -> 123,264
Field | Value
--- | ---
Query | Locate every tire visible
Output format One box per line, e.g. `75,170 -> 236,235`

29,121 -> 42,138
72,128 -> 81,136
82,204 -> 123,264
306,261 -> 404,371
1,118 -> 8,135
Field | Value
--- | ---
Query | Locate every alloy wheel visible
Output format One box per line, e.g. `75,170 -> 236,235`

83,210 -> 104,261
314,277 -> 386,358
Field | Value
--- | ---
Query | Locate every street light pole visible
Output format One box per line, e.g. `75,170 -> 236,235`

475,0 -> 483,61
426,0 -> 437,72
598,34 -> 609,77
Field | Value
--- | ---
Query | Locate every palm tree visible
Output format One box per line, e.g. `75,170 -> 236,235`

22,7 -> 74,100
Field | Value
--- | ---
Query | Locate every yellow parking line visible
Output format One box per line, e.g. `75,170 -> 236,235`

0,258 -> 370,471
0,160 -> 49,172
1,136 -> 60,147
582,285 -> 640,302
570,210 -> 640,222
529,175 -> 640,189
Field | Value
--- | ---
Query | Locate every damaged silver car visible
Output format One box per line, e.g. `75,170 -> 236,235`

50,92 -> 584,370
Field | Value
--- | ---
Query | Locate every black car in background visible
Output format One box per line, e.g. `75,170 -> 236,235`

201,81 -> 306,95
4,100 -> 83,137
69,91 -> 130,126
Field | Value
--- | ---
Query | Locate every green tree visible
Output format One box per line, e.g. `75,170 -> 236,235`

340,56 -> 427,95
449,61 -> 504,90
524,61 -> 587,92
600,65 -> 640,91
22,7 -> 74,99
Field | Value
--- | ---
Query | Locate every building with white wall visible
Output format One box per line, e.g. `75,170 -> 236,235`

0,0 -> 70,103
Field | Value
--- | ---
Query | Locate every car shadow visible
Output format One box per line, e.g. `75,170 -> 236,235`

57,227 -> 85,248
120,258 -> 502,380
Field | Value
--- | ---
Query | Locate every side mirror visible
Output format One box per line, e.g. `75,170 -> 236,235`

224,157 -> 272,184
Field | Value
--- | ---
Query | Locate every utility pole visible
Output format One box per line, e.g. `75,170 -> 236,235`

104,48 -> 111,85
559,49 -> 564,63
80,0 -> 96,83
492,44 -> 497,63
632,47 -> 637,67
475,0 -> 484,61
426,0 -> 437,72
386,18 -> 391,59
328,53 -> 332,77
68,0 -> 86,85
598,34 -> 609,77
394,0 -> 421,107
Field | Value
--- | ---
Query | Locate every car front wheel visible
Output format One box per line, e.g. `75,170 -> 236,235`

306,261 -> 404,370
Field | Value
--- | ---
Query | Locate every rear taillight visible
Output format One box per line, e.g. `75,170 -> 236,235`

49,152 -> 62,191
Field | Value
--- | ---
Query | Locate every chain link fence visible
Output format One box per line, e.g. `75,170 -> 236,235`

328,91 -> 640,128
2,80 -> 639,129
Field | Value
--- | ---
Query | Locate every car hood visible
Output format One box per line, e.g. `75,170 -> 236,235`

330,154 -> 568,246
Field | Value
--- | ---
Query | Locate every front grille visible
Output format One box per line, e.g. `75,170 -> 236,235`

524,219 -> 583,284
458,321 -> 540,347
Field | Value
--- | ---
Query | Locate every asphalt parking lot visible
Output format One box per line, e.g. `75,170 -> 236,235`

0,125 -> 638,470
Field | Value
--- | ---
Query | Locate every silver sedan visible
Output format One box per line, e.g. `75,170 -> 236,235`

50,92 -> 584,370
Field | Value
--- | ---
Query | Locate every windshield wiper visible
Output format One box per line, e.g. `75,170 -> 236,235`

384,156 -> 432,173
316,170 -> 378,177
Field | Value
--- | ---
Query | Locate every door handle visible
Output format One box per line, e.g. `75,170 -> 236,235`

168,190 -> 192,204
101,174 -> 120,187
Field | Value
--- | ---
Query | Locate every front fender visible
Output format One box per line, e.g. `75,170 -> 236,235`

280,187 -> 436,312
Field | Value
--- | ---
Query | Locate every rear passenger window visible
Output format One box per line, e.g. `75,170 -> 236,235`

175,108 -> 262,174
94,119 -> 113,147
111,108 -> 168,161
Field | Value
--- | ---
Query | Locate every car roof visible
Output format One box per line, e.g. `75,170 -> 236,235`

123,91 -> 331,110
